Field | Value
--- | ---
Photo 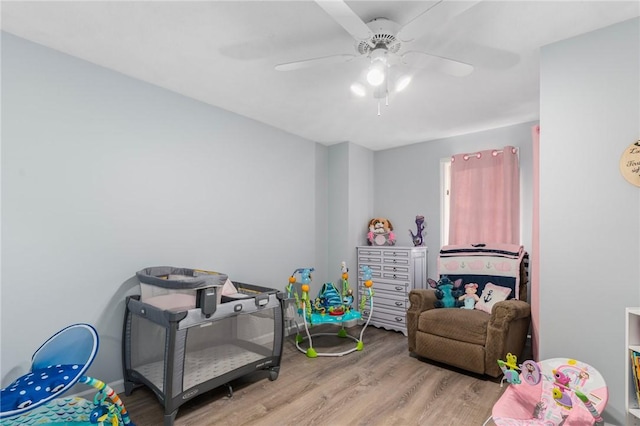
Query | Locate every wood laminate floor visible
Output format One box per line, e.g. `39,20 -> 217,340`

120,325 -> 509,426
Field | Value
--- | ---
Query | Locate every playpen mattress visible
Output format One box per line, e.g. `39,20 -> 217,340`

135,343 -> 266,391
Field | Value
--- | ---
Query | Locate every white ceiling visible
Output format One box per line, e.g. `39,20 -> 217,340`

2,1 -> 639,151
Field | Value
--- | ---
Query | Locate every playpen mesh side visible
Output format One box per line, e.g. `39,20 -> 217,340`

128,314 -> 168,393
127,304 -> 281,399
179,310 -> 278,394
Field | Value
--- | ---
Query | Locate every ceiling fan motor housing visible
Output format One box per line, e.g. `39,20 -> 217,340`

356,18 -> 401,55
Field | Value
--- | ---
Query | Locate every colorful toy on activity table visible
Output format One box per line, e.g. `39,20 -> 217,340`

484,354 -> 608,426
0,323 -> 135,426
285,262 -> 374,357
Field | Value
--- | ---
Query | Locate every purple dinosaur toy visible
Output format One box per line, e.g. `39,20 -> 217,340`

409,215 -> 425,246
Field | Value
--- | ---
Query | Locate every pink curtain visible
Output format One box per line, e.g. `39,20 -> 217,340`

448,146 -> 520,245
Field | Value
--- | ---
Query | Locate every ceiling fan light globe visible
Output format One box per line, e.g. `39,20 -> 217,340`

366,68 -> 385,86
396,75 -> 412,92
350,83 -> 366,97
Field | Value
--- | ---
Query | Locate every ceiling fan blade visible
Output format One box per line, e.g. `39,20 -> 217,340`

402,50 -> 474,77
397,0 -> 482,42
314,0 -> 372,42
275,53 -> 356,71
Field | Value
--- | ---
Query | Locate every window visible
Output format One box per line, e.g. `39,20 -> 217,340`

440,158 -> 451,246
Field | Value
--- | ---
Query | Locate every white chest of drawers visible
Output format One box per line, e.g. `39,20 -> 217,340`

356,246 -> 428,336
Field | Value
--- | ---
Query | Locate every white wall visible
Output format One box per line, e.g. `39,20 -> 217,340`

1,32 -> 328,387
539,17 -> 640,424
373,122 -> 536,283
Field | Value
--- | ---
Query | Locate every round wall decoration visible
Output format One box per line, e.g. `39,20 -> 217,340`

620,140 -> 640,187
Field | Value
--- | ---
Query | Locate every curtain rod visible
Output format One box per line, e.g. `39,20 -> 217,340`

455,147 -> 518,161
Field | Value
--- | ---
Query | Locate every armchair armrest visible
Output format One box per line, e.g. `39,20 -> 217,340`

407,289 -> 437,352
408,289 -> 437,312
485,299 -> 532,377
489,299 -> 531,329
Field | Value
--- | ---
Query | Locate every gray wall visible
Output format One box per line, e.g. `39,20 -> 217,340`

1,32 -> 329,387
327,142 -> 374,284
328,143 -> 350,278
539,17 -> 640,425
374,122 -> 536,283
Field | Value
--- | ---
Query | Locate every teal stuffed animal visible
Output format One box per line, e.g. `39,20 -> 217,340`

427,276 -> 464,308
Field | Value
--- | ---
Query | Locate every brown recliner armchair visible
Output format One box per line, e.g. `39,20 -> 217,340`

406,279 -> 530,378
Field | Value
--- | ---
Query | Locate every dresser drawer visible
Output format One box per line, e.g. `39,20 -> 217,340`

360,291 -> 407,310
382,257 -> 409,266
381,272 -> 409,281
362,306 -> 406,325
359,248 -> 382,256
370,270 -> 409,282
358,266 -> 382,279
369,280 -> 408,294
382,265 -> 409,274
382,249 -> 409,259
358,255 -> 382,264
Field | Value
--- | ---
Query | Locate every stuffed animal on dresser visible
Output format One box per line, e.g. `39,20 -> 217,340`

367,218 -> 396,246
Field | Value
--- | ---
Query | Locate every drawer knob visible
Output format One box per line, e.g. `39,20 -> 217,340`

395,286 -> 403,291
395,317 -> 403,322
395,302 -> 403,306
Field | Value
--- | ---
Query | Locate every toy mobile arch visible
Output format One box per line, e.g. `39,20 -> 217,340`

285,262 -> 374,357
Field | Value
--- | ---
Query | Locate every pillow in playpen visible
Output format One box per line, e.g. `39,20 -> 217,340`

474,282 -> 511,314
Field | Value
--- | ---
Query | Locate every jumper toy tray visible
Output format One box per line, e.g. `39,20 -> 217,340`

0,323 -> 134,426
285,263 -> 374,357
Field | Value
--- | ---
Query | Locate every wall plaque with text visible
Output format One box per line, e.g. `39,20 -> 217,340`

620,140 -> 640,187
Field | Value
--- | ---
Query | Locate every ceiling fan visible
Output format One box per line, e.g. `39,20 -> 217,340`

275,0 -> 479,112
